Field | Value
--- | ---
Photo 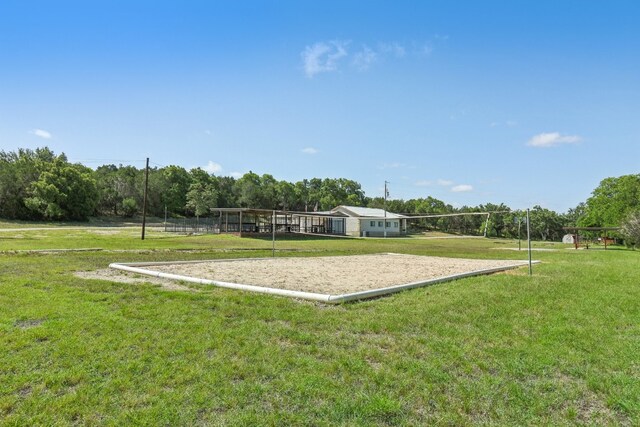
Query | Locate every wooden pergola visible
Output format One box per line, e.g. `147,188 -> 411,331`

562,227 -> 620,250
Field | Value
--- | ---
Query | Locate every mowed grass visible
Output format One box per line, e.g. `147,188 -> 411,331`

0,224 -> 639,425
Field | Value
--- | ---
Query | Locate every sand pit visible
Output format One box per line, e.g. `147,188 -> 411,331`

110,253 -> 533,303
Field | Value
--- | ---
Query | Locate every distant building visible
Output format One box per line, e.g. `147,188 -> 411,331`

329,205 -> 408,237
209,205 -> 407,237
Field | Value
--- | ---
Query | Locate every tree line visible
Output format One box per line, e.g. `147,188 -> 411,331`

1,147 -> 639,243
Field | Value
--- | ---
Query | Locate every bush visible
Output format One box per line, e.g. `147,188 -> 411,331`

121,197 -> 138,218
620,210 -> 640,249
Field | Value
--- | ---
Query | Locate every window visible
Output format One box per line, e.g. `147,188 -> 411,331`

386,221 -> 391,227
378,221 -> 383,227
394,221 -> 398,227
370,221 -> 376,227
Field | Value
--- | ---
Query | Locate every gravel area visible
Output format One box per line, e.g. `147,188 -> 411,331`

145,253 -> 529,295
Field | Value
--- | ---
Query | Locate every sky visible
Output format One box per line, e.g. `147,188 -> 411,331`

1,0 -> 639,212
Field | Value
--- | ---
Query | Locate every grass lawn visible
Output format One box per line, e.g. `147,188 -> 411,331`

1,223 -> 639,425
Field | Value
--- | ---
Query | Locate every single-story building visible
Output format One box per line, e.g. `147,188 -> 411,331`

329,205 -> 408,237
209,205 -> 407,237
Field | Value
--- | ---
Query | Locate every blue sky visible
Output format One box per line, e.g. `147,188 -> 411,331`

1,0 -> 639,212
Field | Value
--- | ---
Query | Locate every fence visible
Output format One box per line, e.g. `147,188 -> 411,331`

164,218 -> 220,234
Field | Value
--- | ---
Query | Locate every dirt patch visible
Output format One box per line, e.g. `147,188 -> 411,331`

7,248 -> 103,254
75,269 -> 196,292
493,247 -> 557,252
14,319 -> 46,329
140,254 -> 529,295
88,229 -> 121,235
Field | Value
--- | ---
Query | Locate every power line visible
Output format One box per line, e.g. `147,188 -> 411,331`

69,158 -> 146,164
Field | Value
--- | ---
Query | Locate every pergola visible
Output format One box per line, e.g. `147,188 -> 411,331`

562,227 -> 620,250
212,208 -> 303,235
211,208 -> 347,236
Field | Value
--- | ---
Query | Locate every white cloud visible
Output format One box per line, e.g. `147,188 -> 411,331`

379,42 -> 406,58
451,184 -> 473,192
204,161 -> 222,174
30,129 -> 52,139
301,147 -> 318,154
353,46 -> 377,71
527,132 -> 582,147
301,41 -> 349,78
436,179 -> 453,186
415,180 -> 433,187
230,171 -> 243,179
380,162 -> 405,169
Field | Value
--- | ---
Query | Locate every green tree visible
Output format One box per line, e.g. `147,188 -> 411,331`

0,147 -> 58,219
414,197 -> 450,230
620,210 -> 640,248
215,176 -> 237,208
294,179 -> 310,211
318,178 -> 365,210
479,203 -> 510,237
186,182 -> 217,219
97,164 -> 143,217
260,174 -> 279,209
161,165 -> 191,216
276,181 -> 297,210
0,151 -> 21,218
563,203 -> 586,227
24,158 -> 98,220
580,174 -> 640,227
528,205 -> 565,241
307,178 -> 323,211
501,210 -> 526,239
235,172 -> 263,208
185,168 -> 218,218
95,164 -> 122,215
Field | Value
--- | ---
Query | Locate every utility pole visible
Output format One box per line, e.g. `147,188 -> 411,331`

526,208 -> 532,276
141,157 -> 149,240
164,205 -> 167,230
384,181 -> 389,238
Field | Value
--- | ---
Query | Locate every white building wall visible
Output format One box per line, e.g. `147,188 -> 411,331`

345,218 -> 361,236
359,219 -> 401,236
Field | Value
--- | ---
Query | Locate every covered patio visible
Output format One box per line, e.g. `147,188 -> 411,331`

211,208 -> 347,236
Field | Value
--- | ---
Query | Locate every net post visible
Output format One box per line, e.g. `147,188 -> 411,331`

526,208 -> 532,276
272,210 -> 276,257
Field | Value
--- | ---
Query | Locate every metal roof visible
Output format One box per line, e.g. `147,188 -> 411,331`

331,205 -> 407,219
211,207 -> 348,218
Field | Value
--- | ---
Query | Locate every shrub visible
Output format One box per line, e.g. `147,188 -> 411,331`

620,210 -> 640,249
121,197 -> 138,218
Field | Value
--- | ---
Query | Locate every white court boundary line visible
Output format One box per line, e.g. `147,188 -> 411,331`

109,254 -> 540,304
